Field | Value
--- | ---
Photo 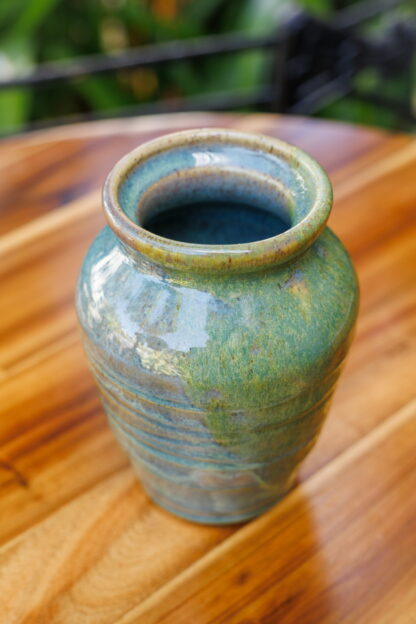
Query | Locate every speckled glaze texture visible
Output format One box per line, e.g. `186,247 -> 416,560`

76,129 -> 359,524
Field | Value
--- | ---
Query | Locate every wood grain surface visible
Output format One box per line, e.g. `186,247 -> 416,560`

0,112 -> 415,623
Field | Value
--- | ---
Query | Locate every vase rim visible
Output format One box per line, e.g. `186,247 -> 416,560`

103,128 -> 333,273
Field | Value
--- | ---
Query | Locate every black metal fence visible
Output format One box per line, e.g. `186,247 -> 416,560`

0,0 -> 414,131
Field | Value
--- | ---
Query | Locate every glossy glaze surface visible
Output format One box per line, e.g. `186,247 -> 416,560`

76,129 -> 359,523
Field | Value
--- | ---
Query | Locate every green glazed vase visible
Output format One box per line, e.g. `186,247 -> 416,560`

76,129 -> 359,524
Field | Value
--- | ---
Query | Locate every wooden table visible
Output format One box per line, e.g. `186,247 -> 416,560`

0,113 -> 415,623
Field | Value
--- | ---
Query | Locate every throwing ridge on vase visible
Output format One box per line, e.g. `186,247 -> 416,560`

76,128 -> 359,524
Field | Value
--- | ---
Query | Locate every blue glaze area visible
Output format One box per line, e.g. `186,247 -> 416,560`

143,200 -> 289,245
118,143 -> 310,225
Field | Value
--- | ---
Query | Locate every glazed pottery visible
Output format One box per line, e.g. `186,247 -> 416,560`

76,129 -> 359,524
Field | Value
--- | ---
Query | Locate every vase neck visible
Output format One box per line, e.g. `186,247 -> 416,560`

103,129 -> 332,275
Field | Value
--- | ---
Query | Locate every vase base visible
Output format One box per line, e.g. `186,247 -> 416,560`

143,483 -> 295,526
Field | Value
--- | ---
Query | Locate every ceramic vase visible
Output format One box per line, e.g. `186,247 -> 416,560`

76,129 -> 359,524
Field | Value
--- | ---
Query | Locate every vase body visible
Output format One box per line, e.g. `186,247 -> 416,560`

76,129 -> 358,524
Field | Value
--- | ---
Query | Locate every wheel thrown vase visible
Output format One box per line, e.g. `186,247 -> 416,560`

76,128 -> 359,524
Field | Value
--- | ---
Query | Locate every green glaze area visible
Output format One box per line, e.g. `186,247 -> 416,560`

175,228 -> 358,461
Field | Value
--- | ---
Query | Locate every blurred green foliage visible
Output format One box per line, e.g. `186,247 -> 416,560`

0,0 -> 414,133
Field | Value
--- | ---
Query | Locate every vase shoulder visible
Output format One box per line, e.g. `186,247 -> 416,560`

77,225 -> 358,412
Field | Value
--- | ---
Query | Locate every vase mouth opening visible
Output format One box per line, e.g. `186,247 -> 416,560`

103,128 -> 332,273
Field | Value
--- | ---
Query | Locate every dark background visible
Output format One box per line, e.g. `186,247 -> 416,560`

0,0 -> 414,134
